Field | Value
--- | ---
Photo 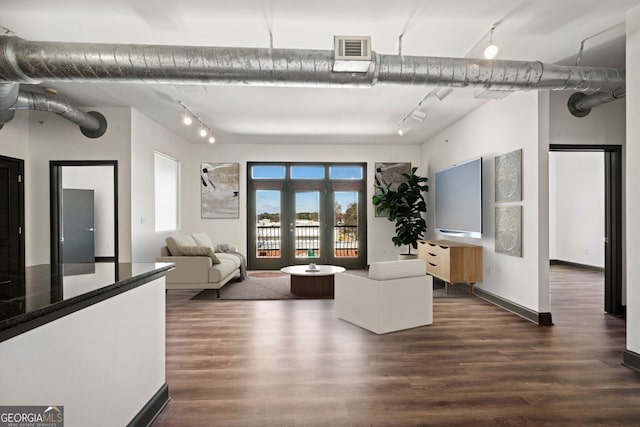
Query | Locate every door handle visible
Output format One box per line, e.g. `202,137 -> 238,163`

87,228 -> 95,232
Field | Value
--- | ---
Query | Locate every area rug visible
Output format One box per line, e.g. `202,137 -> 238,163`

191,271 -> 473,301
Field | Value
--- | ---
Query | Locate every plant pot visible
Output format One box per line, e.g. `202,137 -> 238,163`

397,253 -> 418,260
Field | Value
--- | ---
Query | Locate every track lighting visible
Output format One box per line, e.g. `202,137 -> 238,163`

484,26 -> 499,60
178,101 -> 217,143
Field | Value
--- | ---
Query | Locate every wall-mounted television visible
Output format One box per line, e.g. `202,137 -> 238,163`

434,157 -> 483,238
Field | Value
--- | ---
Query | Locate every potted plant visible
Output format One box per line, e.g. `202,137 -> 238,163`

372,167 -> 429,257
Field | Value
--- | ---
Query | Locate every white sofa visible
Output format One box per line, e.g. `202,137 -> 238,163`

335,259 -> 433,334
155,232 -> 242,297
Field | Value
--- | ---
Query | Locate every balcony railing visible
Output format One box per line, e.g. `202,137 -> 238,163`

256,224 -> 358,258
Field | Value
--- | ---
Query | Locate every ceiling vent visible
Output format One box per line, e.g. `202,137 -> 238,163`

333,35 -> 372,73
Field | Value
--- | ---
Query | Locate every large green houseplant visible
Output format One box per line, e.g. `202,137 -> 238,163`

372,167 -> 429,255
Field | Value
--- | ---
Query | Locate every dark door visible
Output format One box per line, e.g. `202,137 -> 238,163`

62,189 -> 95,263
0,155 -> 25,316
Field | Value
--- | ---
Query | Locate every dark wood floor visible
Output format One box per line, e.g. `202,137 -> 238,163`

153,266 -> 640,426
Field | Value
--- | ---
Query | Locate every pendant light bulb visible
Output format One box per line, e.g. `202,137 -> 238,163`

484,26 -> 499,60
484,44 -> 498,59
199,125 -> 208,138
182,114 -> 192,126
208,135 -> 215,144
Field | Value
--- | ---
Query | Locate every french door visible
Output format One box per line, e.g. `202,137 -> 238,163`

247,163 -> 366,270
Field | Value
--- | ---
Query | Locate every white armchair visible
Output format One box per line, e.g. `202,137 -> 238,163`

335,259 -> 433,334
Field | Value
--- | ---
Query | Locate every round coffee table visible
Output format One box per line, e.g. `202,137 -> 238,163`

280,265 -> 346,298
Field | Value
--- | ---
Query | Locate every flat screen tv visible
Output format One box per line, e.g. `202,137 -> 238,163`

434,157 -> 483,238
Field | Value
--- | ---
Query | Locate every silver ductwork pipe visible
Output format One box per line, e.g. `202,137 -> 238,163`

567,90 -> 626,117
0,35 -> 625,125
0,36 -> 625,92
0,68 -> 106,137
12,91 -> 107,138
0,83 -> 18,128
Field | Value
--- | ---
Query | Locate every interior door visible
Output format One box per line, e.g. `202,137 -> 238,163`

62,189 -> 95,263
0,155 -> 25,316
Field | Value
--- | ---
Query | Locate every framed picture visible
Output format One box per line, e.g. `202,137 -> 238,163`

495,206 -> 522,257
495,149 -> 522,202
374,162 -> 411,217
201,162 -> 239,218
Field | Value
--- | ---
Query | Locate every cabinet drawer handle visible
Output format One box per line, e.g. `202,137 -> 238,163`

439,245 -> 449,250
428,243 -> 436,247
428,262 -> 437,267
428,252 -> 436,257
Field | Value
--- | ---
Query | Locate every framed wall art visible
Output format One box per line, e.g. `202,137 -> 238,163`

495,149 -> 522,202
374,162 -> 411,217
495,205 -> 522,257
201,162 -> 239,219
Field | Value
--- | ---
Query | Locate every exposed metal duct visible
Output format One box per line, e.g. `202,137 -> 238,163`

0,80 -> 107,137
0,35 -> 625,129
567,90 -> 626,117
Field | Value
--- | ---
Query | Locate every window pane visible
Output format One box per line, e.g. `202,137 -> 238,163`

154,152 -> 179,232
252,165 -> 285,179
296,191 -> 320,258
334,191 -> 358,257
291,165 -> 324,180
329,165 -> 363,180
256,190 -> 281,258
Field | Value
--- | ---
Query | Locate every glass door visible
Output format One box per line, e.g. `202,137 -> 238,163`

248,163 -> 366,270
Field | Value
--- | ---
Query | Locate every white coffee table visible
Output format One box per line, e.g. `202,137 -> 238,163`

280,265 -> 346,298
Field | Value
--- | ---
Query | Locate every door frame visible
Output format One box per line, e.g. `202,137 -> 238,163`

50,160 -> 119,265
247,162 -> 367,270
549,144 -> 623,317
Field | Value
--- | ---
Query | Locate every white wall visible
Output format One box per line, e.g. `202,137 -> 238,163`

62,165 -> 116,258
130,108 -> 193,262
0,111 -> 29,161
549,152 -> 605,267
174,142 -> 422,265
422,91 -> 546,312
26,108 -> 132,265
549,91 -> 626,147
626,5 -> 640,354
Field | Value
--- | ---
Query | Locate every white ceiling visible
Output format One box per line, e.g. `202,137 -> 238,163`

0,0 -> 636,145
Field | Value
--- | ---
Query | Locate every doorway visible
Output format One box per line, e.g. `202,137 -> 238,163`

549,145 -> 623,317
50,161 -> 118,265
247,163 -> 367,270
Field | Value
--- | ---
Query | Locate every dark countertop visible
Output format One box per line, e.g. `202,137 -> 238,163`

0,262 -> 174,342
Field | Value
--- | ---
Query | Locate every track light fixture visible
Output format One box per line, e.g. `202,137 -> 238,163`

182,112 -> 193,126
199,123 -> 208,138
178,101 -> 216,143
484,25 -> 499,60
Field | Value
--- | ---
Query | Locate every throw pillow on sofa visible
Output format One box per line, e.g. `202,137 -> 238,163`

179,246 -> 221,264
166,234 -> 197,256
191,232 -> 215,249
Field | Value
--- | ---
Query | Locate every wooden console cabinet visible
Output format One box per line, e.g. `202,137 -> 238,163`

417,240 -> 483,294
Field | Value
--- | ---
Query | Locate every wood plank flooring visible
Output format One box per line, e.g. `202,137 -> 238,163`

152,265 -> 640,426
